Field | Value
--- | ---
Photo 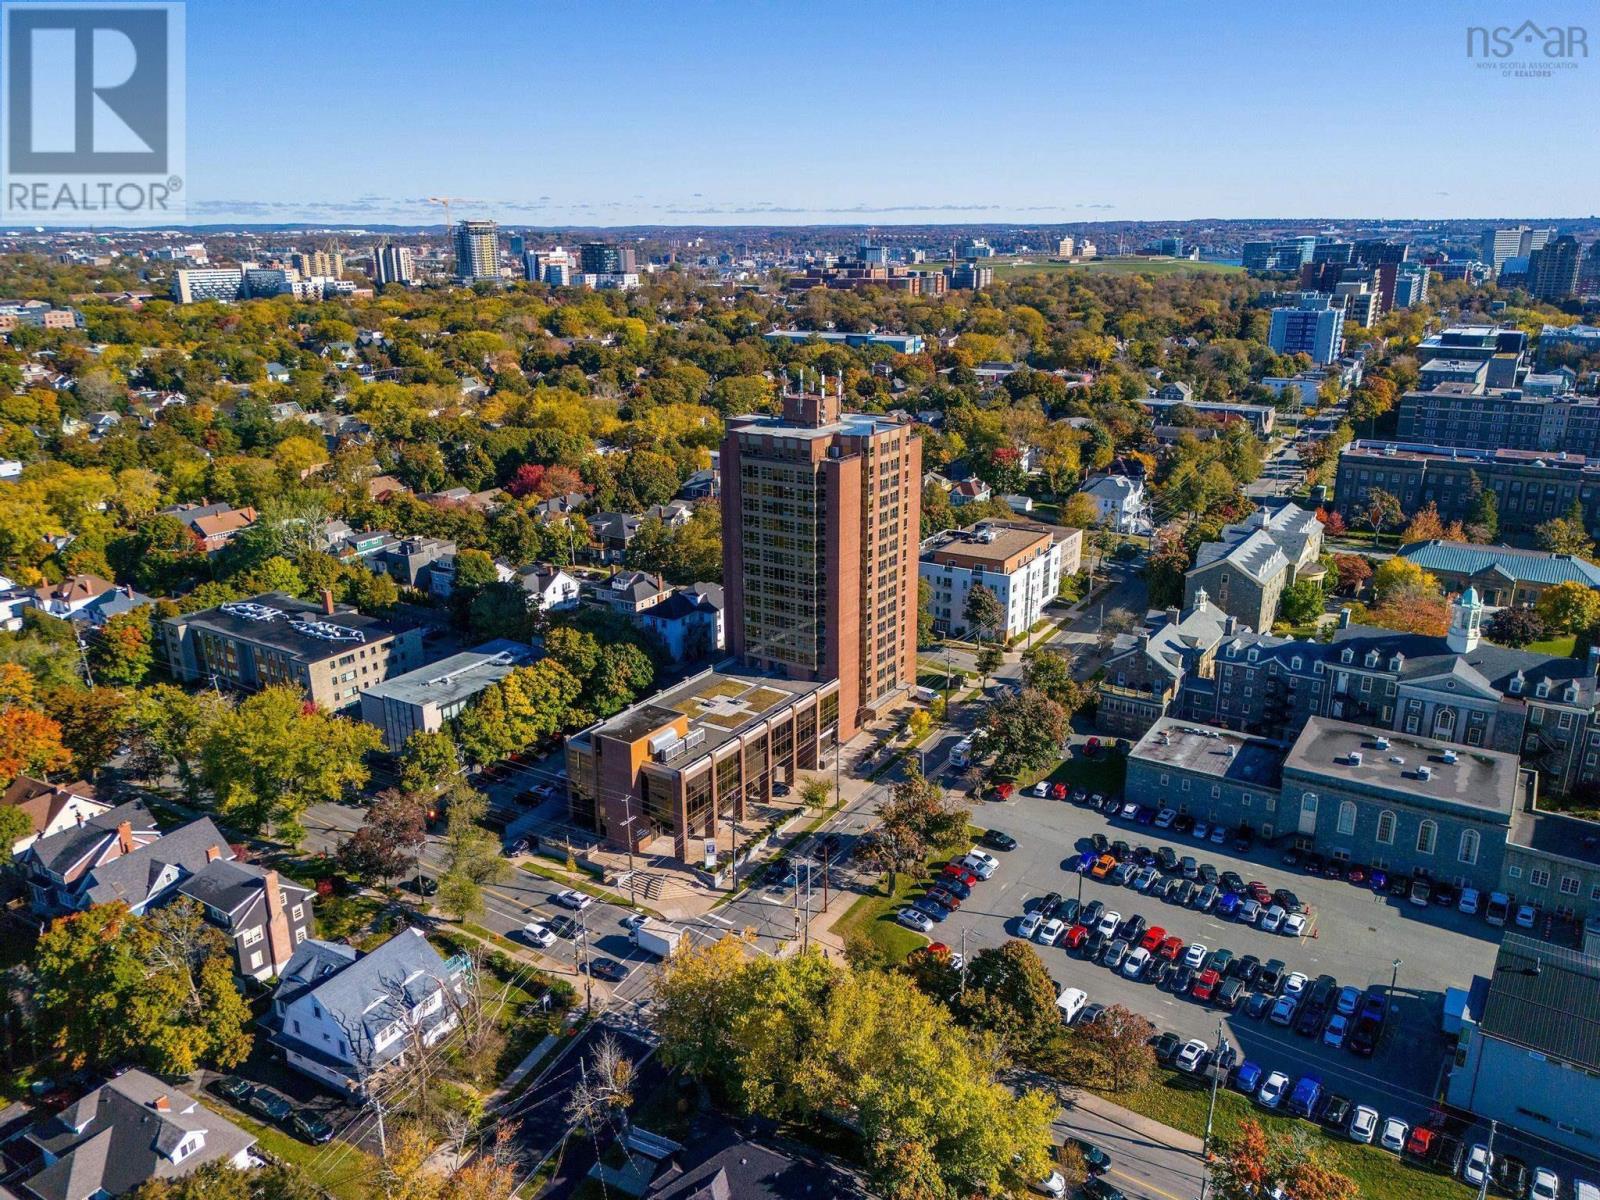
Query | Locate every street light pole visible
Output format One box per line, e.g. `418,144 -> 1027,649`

1391,957 -> 1402,998
1197,1017 -> 1227,1200
1477,1120 -> 1497,1200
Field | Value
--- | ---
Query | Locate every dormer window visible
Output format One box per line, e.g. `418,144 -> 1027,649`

1291,657 -> 1302,672
1536,679 -> 1551,698
1341,648 -> 1354,664
1248,648 -> 1259,663
1227,643 -> 1238,658
1565,683 -> 1579,703
1365,650 -> 1381,668
1314,661 -> 1326,675
1510,674 -> 1524,695
1390,654 -> 1403,672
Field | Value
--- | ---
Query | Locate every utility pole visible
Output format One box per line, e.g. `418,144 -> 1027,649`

619,792 -> 639,910
578,910 -> 592,1015
1477,1120 -> 1497,1200
959,927 -> 968,998
1196,1017 -> 1226,1200
821,843 -> 831,913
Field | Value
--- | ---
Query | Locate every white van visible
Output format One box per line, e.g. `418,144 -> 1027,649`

1056,987 -> 1088,1024
951,736 -> 975,767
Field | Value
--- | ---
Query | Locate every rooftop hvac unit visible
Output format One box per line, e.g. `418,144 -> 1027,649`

1442,749 -> 1459,764
1374,736 -> 1390,750
1349,750 -> 1363,766
288,618 -> 366,644
1418,765 -> 1432,781
220,601 -> 284,622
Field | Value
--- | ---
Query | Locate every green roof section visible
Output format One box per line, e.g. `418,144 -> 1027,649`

1397,540 -> 1600,590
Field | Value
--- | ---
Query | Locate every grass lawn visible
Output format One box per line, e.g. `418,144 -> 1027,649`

1102,1072 -> 1474,1200
1034,752 -> 1128,796
314,893 -> 385,945
1526,633 -> 1578,658
834,838 -> 975,963
200,1097 -> 376,1200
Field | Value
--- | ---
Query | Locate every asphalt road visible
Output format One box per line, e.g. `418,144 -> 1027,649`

1055,1099 -> 1206,1200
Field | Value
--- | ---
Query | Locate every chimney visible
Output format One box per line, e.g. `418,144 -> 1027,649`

1338,607 -> 1352,629
1165,606 -> 1180,625
1588,644 -> 1600,679
205,844 -> 223,862
116,820 -> 133,854
321,587 -> 335,615
150,1095 -> 170,1112
261,869 -> 294,974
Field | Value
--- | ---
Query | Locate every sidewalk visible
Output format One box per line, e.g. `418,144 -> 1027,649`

1065,1089 -> 1204,1156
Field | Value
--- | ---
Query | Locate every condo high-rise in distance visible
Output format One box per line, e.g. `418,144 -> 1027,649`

721,383 -> 921,741
1528,235 -> 1583,302
372,243 -> 415,286
453,220 -> 499,281
578,241 -> 637,274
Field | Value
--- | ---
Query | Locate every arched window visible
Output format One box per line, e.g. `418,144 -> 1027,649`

1337,800 -> 1357,836
1376,810 -> 1397,845
1434,708 -> 1456,739
1417,819 -> 1438,855
1459,828 -> 1480,866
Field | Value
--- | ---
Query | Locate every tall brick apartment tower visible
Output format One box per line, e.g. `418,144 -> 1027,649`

721,382 -> 922,742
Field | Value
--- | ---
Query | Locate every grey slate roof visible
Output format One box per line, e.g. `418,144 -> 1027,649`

1397,540 -> 1600,589
74,817 -> 231,910
1194,528 -> 1289,584
644,1123 -> 870,1199
1478,934 -> 1600,1072
20,1070 -> 254,1200
25,800 -> 156,880
1331,623 -> 1598,707
175,857 -> 309,919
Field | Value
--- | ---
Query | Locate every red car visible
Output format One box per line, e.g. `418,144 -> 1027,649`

1192,968 -> 1221,1001
942,864 -> 978,887
1139,926 -> 1167,952
1064,924 -> 1090,950
1051,783 -> 1068,800
1157,935 -> 1185,961
1347,864 -> 1368,885
1247,881 -> 1272,904
995,782 -> 1014,800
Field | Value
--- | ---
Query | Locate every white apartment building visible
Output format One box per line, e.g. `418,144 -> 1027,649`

920,519 -> 1081,642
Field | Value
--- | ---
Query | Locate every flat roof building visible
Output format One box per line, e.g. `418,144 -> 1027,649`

920,519 -> 1081,642
566,667 -> 839,865
160,591 -> 425,711
359,638 -> 534,751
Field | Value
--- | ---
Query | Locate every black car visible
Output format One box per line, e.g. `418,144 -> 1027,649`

1308,974 -> 1338,1010
1079,1003 -> 1107,1025
1069,1138 -> 1111,1174
1492,1155 -> 1530,1198
1173,814 -> 1195,834
1257,958 -> 1286,993
1303,851 -> 1324,874
1152,1031 -> 1182,1062
1039,891 -> 1063,919
1220,871 -> 1245,894
1176,879 -> 1200,906
1083,1179 -> 1126,1200
1231,954 -> 1261,985
1387,872 -> 1411,897
1198,863 -> 1219,885
982,829 -> 1017,851
1171,964 -> 1196,994
1434,1134 -> 1467,1178
1090,833 -> 1110,854
1216,977 -> 1244,1010
1233,826 -> 1253,851
1120,913 -> 1147,942
1081,899 -> 1105,926
1161,876 -> 1185,901
289,1110 -> 335,1144
246,1085 -> 293,1124
214,1076 -> 252,1104
1244,991 -> 1274,1019
1133,845 -> 1157,867
1433,882 -> 1458,908
1294,1002 -> 1327,1038
1208,948 -> 1235,976
1319,1094 -> 1353,1131
1108,863 -> 1133,886
1057,897 -> 1081,926
546,914 -> 579,939
1155,847 -> 1178,873
1281,847 -> 1301,867
1150,959 -> 1177,988
1110,839 -> 1132,861
1069,788 -> 1089,805
586,958 -> 630,982
1272,888 -> 1305,913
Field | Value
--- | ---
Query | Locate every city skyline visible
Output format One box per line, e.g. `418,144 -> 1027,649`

174,1 -> 1600,227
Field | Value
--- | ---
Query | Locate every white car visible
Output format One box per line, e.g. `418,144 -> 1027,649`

1236,897 -> 1261,924
1281,971 -> 1308,998
1031,781 -> 1051,797
1154,808 -> 1177,828
1033,1169 -> 1067,1198
1175,1039 -> 1209,1073
522,922 -> 556,948
1256,1071 -> 1289,1108
1122,947 -> 1152,978
1258,904 -> 1286,933
1037,917 -> 1066,945
1463,1143 -> 1493,1187
1515,904 -> 1538,929
1182,942 -> 1209,969
1056,987 -> 1088,1024
1379,1117 -> 1409,1153
1096,911 -> 1121,938
1348,1106 -> 1379,1143
553,889 -> 593,911
1530,1167 -> 1560,1200
1283,912 -> 1309,937
1458,887 -> 1481,915
897,907 -> 934,933
1192,821 -> 1210,841
1019,911 -> 1044,939
966,848 -> 1000,873
961,854 -> 997,880
620,912 -> 648,931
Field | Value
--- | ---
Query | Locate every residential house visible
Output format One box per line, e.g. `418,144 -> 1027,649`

364,474 -> 409,501
638,1119 -> 871,1199
264,928 -> 470,1098
588,511 -> 642,560
32,574 -> 114,619
1081,474 -> 1147,533
920,519 -> 1079,641
677,467 -> 719,500
1396,540 -> 1600,608
636,585 -> 725,662
531,491 -> 588,519
517,563 -> 581,611
642,501 -> 694,528
592,570 -> 671,615
175,857 -> 313,980
375,537 -> 457,588
159,501 -> 259,555
1,577 -> 34,630
10,1070 -> 256,1199
1,777 -> 109,855
264,361 -> 291,383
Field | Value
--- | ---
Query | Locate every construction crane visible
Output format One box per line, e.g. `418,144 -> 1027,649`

426,196 -> 463,274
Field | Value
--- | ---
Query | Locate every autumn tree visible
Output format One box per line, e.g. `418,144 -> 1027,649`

1360,488 -> 1404,544
1332,553 -> 1372,596
399,727 -> 460,795
984,687 -> 1070,779
957,939 -> 1060,1056
1400,501 -> 1446,546
1537,581 -> 1600,637
1486,606 -> 1547,649
1536,500 -> 1596,560
1021,647 -> 1088,714
1071,1003 -> 1156,1092
89,608 -> 154,685
198,685 -> 381,841
1208,1118 -> 1357,1200
436,782 -> 509,919
857,767 -> 969,893
338,788 -> 428,884
0,704 -> 69,786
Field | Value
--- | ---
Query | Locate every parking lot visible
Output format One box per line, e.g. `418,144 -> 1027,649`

921,785 -> 1510,1150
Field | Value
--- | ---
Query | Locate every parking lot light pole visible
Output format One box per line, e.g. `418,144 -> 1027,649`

1477,1120 -> 1497,1200
1391,957 -> 1402,998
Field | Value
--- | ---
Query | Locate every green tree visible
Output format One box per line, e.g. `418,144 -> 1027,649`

1020,648 -> 1088,713
1537,581 -> 1600,636
984,688 -> 1069,779
857,768 -> 969,893
1277,578 -> 1324,626
917,578 -> 935,646
1535,500 -> 1596,560
88,608 -> 153,685
128,1162 -> 322,1200
0,803 -> 31,852
974,644 -> 1004,688
123,683 -> 227,803
958,939 -> 1060,1056
962,581 -> 1005,642
454,659 -> 584,764
1468,482 -> 1500,542
199,685 -> 381,841
799,775 -> 834,810
399,728 -> 460,794
437,782 -> 509,919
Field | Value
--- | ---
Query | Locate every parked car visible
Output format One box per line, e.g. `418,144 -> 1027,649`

1231,954 -> 1261,985
215,1076 -> 252,1104
1462,1144 -> 1493,1188
1182,942 -> 1209,969
1403,1126 -> 1438,1165
1257,959 -> 1286,993
1138,925 -> 1167,952
1256,1071 -> 1289,1108
1152,1031 -> 1182,1062
1036,917 -> 1065,945
1096,910 -> 1122,938
1154,808 -> 1176,828
1192,968 -> 1221,1002
1335,985 -> 1361,1016
290,1110 -> 335,1144
1281,971 -> 1308,998
1244,990 -> 1274,1020
1492,1155 -> 1530,1198
1102,939 -> 1130,970
553,889 -> 593,911
1285,1075 -> 1322,1117
1122,947 -> 1152,979
1379,1117 -> 1410,1153
1258,905 -> 1286,933
1322,1014 -> 1350,1047
1283,912 -> 1309,937
1319,1094 -> 1353,1131
1269,995 -> 1298,1026
1457,887 -> 1480,915
1348,1106 -> 1379,1143
898,907 -> 934,933
1175,1039 -> 1209,1073
1232,1060 -> 1263,1094
546,915 -> 579,939
1530,1167 -> 1561,1200
1039,891 -> 1064,919
1058,898 -> 1081,926
982,829 -> 1018,851
522,921 -> 557,948
1216,978 -> 1244,1010
246,1086 -> 293,1123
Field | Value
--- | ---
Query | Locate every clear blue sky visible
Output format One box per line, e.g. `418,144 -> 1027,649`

183,0 -> 1600,226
